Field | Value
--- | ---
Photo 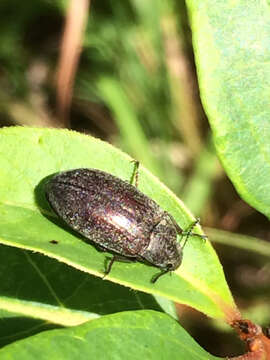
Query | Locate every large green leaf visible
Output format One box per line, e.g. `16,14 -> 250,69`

0,310 -> 222,360
0,127 -> 235,319
187,0 -> 270,218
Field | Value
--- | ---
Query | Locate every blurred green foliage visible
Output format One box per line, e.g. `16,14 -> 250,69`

0,0 -> 210,196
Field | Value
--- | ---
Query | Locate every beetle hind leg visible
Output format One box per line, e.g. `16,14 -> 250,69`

130,160 -> 140,187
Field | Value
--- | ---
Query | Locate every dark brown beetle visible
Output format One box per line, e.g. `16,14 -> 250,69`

45,166 -> 204,282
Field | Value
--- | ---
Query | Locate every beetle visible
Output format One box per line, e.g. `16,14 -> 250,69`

45,165 -> 205,282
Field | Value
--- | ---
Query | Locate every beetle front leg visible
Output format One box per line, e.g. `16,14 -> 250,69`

151,268 -> 171,283
167,214 -> 207,246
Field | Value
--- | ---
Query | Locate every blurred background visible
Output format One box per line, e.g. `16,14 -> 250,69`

0,0 -> 269,357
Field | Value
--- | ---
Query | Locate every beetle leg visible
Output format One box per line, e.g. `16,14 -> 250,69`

167,214 -> 207,248
151,268 -> 171,283
166,212 -> 183,235
130,160 -> 140,187
103,256 -> 116,278
181,219 -> 208,249
103,255 -> 136,279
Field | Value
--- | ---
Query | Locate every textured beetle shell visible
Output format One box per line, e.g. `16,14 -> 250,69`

45,169 -> 182,269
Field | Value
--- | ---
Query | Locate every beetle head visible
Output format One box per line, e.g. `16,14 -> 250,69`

141,214 -> 182,271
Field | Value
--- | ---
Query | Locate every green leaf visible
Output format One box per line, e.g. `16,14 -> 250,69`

0,310 -> 222,360
187,0 -> 270,218
0,127 -> 234,319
